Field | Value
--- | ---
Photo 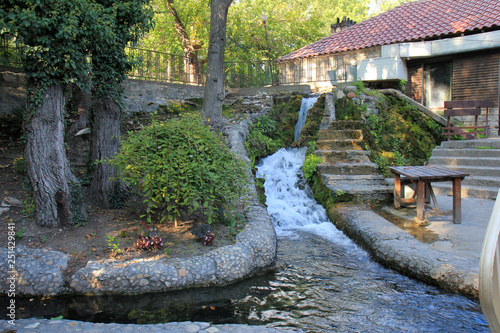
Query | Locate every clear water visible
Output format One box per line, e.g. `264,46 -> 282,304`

3,147 -> 489,332
294,95 -> 319,141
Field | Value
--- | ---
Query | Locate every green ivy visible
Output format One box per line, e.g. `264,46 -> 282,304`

109,114 -> 249,224
363,95 -> 443,176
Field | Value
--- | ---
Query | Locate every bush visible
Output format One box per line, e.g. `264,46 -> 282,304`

302,154 -> 323,181
109,114 -> 249,224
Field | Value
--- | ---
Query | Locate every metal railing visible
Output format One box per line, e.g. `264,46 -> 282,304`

0,45 -> 276,88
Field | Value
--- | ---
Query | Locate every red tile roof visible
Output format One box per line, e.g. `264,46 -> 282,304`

277,0 -> 500,62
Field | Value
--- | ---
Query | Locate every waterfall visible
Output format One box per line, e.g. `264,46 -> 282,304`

256,147 -> 356,247
294,95 -> 319,141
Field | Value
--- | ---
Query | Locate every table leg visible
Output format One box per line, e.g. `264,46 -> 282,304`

394,174 -> 401,209
452,178 -> 462,224
416,181 -> 425,221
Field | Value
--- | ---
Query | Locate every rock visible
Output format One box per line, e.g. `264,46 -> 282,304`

1,197 -> 23,207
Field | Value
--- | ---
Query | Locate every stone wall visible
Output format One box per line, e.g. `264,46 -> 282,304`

0,66 -> 26,115
123,79 -> 204,114
0,68 -> 206,115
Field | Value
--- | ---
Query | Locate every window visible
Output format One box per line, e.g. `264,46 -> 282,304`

424,62 -> 452,109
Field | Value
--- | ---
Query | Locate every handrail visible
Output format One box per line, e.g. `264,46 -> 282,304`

479,188 -> 500,331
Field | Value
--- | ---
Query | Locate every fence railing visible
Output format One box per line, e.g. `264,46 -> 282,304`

0,45 -> 276,88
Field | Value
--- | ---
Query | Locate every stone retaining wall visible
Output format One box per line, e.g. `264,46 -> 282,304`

0,66 -> 25,115
331,202 -> 479,297
0,67 -> 206,115
0,124 -> 277,297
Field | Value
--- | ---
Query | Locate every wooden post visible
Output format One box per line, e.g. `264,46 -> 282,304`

394,174 -> 401,209
416,181 -> 425,221
453,178 -> 462,224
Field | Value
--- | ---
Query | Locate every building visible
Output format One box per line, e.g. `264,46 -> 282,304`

276,0 -> 500,111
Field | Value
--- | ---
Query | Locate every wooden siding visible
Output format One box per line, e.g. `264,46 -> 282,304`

406,65 -> 423,103
276,47 -> 381,85
452,52 -> 500,107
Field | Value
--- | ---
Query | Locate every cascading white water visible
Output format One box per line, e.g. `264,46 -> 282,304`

256,147 -> 357,248
294,95 -> 319,141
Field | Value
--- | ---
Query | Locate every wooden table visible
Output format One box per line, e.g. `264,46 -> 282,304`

389,166 -> 469,224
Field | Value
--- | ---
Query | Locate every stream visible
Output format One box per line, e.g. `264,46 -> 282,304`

4,146 -> 489,332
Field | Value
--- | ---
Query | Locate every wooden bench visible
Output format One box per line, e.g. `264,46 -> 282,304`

443,100 -> 494,140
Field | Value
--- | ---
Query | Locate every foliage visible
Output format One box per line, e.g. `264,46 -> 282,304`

106,235 -> 122,254
244,115 -> 283,167
135,235 -> 164,250
14,226 -> 25,240
191,224 -> 216,246
309,171 -> 352,209
0,0 -> 101,115
302,154 -> 323,181
335,97 -> 363,121
90,0 -> 154,102
143,0 -> 370,63
109,114 -> 249,224
363,95 -> 443,176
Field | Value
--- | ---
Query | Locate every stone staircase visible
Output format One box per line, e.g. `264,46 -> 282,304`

428,138 -> 500,199
315,120 -> 393,205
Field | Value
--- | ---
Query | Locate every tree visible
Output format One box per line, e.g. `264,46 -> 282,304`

0,0 -> 97,227
165,0 -> 205,83
226,0 -> 369,62
87,0 -> 154,208
201,0 -> 233,129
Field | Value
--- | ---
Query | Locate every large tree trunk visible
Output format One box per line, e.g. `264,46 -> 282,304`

201,0 -> 233,130
24,83 -> 84,227
87,96 -> 122,208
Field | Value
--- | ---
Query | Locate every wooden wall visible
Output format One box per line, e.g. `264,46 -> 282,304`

407,49 -> 500,108
452,51 -> 500,106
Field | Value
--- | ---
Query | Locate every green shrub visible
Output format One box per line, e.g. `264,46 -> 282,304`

302,154 -> 323,181
109,114 -> 249,224
363,95 -> 443,176
245,114 -> 283,167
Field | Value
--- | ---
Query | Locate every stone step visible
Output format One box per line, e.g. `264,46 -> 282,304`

317,161 -> 378,175
461,175 -> 500,188
431,183 -> 499,200
430,148 -> 500,158
328,120 -> 364,130
324,182 -> 393,205
316,139 -> 363,151
322,174 -> 388,186
438,138 -> 500,149
428,156 -> 500,168
428,164 -> 500,178
317,129 -> 362,141
315,150 -> 371,163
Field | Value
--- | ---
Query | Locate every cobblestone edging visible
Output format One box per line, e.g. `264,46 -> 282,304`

0,318 -> 303,333
332,202 -> 479,297
0,124 -> 277,297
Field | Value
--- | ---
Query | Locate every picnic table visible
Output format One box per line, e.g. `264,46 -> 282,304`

389,166 -> 469,224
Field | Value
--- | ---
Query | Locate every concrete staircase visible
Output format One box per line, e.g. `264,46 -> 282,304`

315,120 -> 392,205
428,138 -> 500,199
